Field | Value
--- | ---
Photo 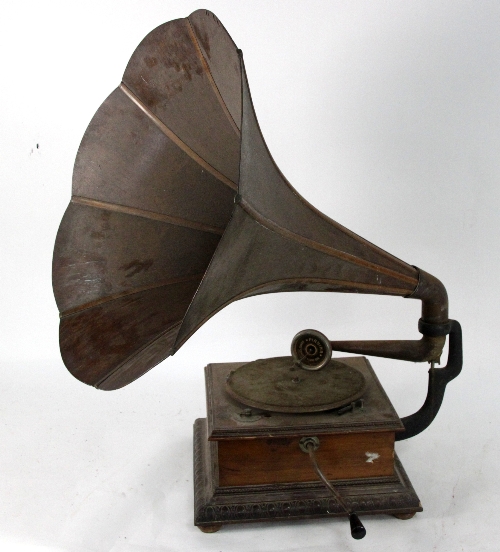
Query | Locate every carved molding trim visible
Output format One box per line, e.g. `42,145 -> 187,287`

193,418 -> 422,526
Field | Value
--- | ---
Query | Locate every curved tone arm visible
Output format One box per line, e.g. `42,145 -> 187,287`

330,268 -> 450,363
330,335 -> 446,363
325,269 -> 462,440
396,319 -> 462,440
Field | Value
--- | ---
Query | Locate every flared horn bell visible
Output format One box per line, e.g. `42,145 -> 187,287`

174,57 -> 422,351
53,10 -> 447,391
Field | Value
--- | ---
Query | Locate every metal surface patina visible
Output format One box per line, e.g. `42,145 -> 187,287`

53,10 -> 461,439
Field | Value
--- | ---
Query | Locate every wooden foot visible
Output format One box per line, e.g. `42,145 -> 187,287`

198,524 -> 222,533
392,512 -> 416,520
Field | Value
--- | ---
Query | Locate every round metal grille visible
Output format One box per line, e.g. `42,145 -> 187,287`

291,329 -> 332,370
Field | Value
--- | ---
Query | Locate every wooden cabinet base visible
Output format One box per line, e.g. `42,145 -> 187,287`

194,359 -> 422,532
193,418 -> 422,530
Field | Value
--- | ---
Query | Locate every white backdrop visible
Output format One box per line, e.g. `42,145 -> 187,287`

1,1 -> 499,551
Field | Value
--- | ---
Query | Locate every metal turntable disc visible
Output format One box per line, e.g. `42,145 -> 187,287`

226,356 -> 366,413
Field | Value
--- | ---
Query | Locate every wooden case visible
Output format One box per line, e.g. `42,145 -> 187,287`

193,357 -> 422,531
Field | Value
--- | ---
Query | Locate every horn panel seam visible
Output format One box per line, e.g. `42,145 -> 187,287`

71,196 -> 225,235
289,189 -> 415,275
59,273 -> 205,318
186,18 -> 240,136
94,322 -> 182,389
174,278 -> 411,351
119,83 -> 237,191
238,58 -> 413,275
239,200 -> 418,287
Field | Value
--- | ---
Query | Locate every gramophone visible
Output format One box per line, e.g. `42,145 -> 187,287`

52,10 -> 462,540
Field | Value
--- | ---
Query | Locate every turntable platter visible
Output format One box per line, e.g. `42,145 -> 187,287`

226,356 -> 366,413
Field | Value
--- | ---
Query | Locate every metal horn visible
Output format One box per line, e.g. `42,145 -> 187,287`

53,10 -> 459,394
